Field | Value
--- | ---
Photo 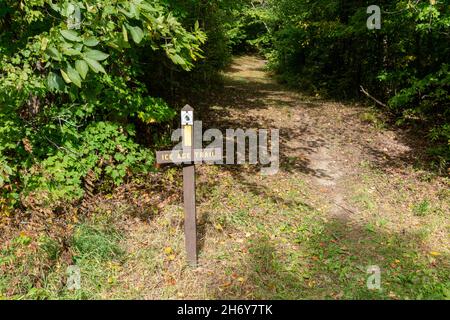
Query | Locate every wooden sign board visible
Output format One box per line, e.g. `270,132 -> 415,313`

156,148 -> 222,164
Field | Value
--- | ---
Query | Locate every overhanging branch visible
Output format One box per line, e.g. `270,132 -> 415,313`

360,85 -> 388,108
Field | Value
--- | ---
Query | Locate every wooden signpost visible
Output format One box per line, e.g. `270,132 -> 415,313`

156,105 -> 222,266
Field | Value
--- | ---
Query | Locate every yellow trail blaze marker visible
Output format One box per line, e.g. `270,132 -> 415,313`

183,125 -> 192,147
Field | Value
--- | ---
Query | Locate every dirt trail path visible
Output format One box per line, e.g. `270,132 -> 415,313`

107,56 -> 448,300
203,56 -> 396,220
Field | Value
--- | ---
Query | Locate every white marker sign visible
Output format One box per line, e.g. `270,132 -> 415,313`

181,110 -> 193,126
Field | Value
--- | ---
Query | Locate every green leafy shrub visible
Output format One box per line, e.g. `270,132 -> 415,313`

139,0 -> 247,98
0,0 -> 206,211
225,1 -> 273,55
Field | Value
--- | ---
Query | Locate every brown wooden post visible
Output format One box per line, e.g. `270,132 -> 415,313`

181,105 -> 197,266
156,105 -> 221,266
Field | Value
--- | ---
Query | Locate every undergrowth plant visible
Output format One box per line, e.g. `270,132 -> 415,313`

0,0 -> 206,212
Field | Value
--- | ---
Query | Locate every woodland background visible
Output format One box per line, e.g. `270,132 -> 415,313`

0,0 -> 448,214
0,0 -> 449,299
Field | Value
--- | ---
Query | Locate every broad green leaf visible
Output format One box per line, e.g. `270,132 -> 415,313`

83,49 -> 109,61
139,2 -> 158,13
73,43 -> 84,52
122,25 -> 129,42
47,72 -> 65,91
83,37 -> 99,47
60,69 -> 72,83
127,25 -> 144,44
62,47 -> 81,56
118,7 -> 133,18
75,60 -> 89,79
48,1 -> 60,12
60,29 -> 82,42
65,3 -> 75,16
114,153 -> 126,162
66,65 -> 82,88
3,164 -> 12,176
83,57 -> 106,74
129,3 -> 139,18
41,37 -> 49,51
46,46 -> 62,61
170,54 -> 186,66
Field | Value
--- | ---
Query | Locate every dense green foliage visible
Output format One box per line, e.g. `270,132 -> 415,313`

1,0 -> 449,215
0,0 -> 210,212
226,0 -> 272,54
142,0 -> 249,98
260,0 -> 449,168
270,1 -> 449,103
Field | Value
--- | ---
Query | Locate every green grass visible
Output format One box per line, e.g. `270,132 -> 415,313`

352,191 -> 376,211
0,217 -> 125,300
413,200 -> 431,217
72,223 -> 124,262
359,109 -> 386,130
239,215 -> 450,300
198,167 -> 449,300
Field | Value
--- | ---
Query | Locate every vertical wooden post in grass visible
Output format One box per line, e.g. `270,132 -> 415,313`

181,105 -> 197,266
156,105 -> 222,267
